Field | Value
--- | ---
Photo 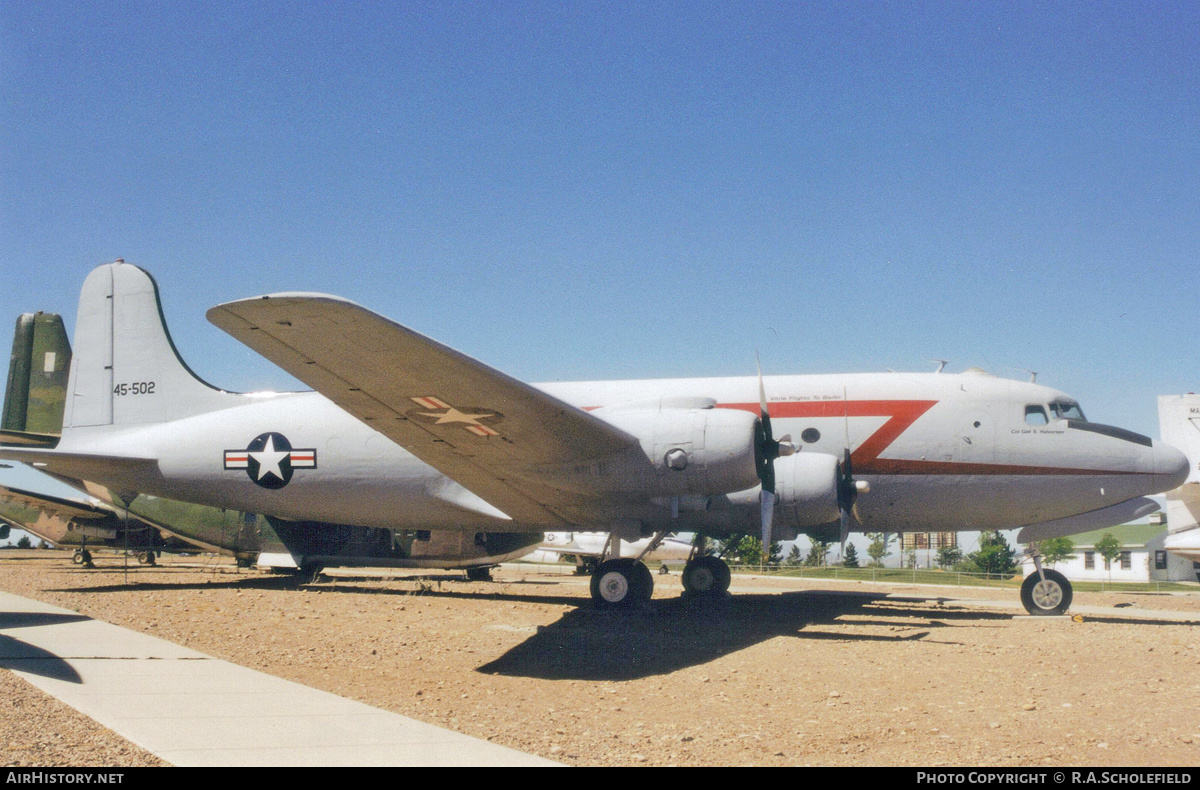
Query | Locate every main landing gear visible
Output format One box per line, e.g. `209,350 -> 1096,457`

1021,544 -> 1073,616
591,558 -> 654,607
679,535 -> 731,599
587,533 -> 735,608
680,555 -> 731,597
588,532 -> 665,608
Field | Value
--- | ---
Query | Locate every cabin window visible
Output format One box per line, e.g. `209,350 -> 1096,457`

1049,401 -> 1086,421
1024,405 -> 1049,426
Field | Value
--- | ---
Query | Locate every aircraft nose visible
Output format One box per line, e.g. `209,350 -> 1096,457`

1153,442 -> 1191,490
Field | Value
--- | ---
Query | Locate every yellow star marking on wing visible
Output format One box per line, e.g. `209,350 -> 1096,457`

417,407 -> 496,427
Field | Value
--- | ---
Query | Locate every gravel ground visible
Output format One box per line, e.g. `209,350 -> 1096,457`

2,549 -> 1200,767
0,662 -> 167,767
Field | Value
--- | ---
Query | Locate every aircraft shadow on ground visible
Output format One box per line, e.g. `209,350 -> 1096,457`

475,590 -> 1003,681
45,575 -> 306,594
0,612 -> 92,684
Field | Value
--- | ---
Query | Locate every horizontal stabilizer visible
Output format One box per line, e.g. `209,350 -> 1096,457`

0,447 -> 156,483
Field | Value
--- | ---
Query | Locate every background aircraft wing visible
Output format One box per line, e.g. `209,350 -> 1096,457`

208,294 -> 641,527
0,479 -> 226,554
0,481 -> 112,521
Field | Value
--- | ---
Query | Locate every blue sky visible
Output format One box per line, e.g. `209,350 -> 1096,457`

1,3 -> 1197,436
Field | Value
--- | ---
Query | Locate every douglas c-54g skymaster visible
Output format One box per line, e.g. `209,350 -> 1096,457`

1,262 -> 1190,615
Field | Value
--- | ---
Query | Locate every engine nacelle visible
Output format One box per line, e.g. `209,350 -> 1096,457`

772,452 -> 841,529
597,404 -> 761,497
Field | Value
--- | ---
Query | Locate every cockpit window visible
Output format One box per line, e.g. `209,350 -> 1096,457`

1049,401 -> 1086,421
1025,405 -> 1048,426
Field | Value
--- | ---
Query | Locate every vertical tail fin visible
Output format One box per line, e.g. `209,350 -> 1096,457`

2,313 -> 70,445
1157,394 -> 1200,534
63,262 -> 243,431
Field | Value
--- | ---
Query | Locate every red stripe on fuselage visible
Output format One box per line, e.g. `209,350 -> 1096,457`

718,399 -> 937,473
717,400 -> 1143,477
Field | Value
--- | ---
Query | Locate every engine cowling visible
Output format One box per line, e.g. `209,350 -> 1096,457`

597,404 -> 761,497
770,452 -> 841,529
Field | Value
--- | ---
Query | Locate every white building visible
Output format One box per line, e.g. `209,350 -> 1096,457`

1021,524 -> 1197,583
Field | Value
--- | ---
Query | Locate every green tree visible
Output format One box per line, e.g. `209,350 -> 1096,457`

866,533 -> 893,567
1040,537 -> 1077,567
1094,533 -> 1122,581
805,541 -> 829,567
966,531 -> 1018,577
718,533 -> 781,566
16,535 -> 31,549
842,543 -> 860,568
936,544 -> 963,568
785,545 -> 803,566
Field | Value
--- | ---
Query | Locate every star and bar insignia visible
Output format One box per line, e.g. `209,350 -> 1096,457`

408,396 -> 503,437
224,432 -> 317,489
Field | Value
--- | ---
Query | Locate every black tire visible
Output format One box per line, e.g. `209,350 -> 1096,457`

1020,569 -> 1072,616
137,552 -> 151,565
632,560 -> 653,601
72,551 -> 86,565
590,559 -> 649,608
465,566 -> 493,582
682,556 -> 729,596
717,558 -> 732,592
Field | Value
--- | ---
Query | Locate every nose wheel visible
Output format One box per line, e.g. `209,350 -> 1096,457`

1020,567 -> 1073,615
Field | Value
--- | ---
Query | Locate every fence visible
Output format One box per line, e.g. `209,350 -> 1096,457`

720,563 -> 1198,593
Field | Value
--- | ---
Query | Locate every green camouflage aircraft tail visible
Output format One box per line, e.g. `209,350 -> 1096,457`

2,313 -> 70,447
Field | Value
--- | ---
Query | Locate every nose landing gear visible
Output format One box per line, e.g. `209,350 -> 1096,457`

1021,544 -> 1073,616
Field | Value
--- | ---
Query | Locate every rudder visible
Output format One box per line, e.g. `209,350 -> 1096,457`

2,313 -> 70,445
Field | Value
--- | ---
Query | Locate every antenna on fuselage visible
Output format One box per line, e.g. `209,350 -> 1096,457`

927,359 -> 949,373
1013,367 -> 1038,383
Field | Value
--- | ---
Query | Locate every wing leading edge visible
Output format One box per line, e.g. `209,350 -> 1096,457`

207,294 -> 641,528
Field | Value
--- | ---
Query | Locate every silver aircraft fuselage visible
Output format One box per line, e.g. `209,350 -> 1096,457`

51,369 -> 1188,537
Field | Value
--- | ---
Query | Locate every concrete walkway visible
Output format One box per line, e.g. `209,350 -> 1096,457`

0,591 -> 558,767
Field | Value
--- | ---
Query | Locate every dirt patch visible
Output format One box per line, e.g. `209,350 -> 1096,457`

2,550 -> 1199,767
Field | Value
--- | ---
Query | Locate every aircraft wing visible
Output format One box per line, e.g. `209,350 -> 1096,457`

207,294 -> 641,527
